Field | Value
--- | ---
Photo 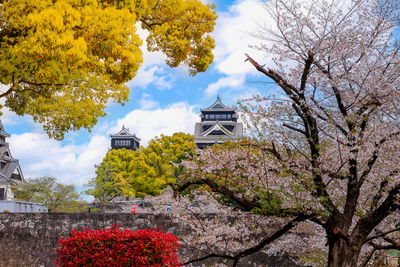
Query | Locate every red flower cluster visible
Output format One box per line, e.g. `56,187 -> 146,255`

55,225 -> 181,266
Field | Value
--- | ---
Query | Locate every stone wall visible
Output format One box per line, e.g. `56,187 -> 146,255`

0,213 -> 303,267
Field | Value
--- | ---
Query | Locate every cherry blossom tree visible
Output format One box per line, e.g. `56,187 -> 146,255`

173,143 -> 327,266
175,0 -> 400,266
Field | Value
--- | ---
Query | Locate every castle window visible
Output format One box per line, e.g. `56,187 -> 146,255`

214,114 -> 227,120
209,130 -> 225,135
115,140 -> 131,146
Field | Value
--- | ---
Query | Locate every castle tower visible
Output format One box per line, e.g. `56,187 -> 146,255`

110,126 -> 141,151
194,96 -> 243,149
0,121 -> 25,200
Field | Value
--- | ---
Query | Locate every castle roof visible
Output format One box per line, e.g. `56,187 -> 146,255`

200,96 -> 235,112
200,121 -> 234,137
0,121 -> 10,138
110,126 -> 141,141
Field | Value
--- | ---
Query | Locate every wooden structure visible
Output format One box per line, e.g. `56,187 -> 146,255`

194,96 -> 243,149
0,121 -> 25,200
110,126 -> 140,151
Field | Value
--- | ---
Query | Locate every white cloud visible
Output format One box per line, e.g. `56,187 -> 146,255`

110,102 -> 198,146
212,0 -> 272,76
139,93 -> 159,110
9,133 -> 108,186
205,75 -> 245,97
128,66 -> 174,90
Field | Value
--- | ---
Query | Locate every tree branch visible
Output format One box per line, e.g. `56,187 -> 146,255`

365,226 -> 400,244
358,131 -> 400,190
244,54 -> 301,103
361,246 -> 377,267
245,53 -> 338,215
357,183 -> 400,239
300,51 -> 314,92
369,239 -> 400,250
313,60 -> 348,117
140,18 -> 162,29
282,123 -> 306,135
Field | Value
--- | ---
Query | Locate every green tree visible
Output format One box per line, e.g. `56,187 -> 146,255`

86,149 -> 156,201
144,132 -> 197,183
0,0 -> 217,139
87,132 -> 196,201
13,177 -> 83,212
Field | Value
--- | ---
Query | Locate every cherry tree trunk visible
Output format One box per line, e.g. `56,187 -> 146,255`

328,239 -> 361,267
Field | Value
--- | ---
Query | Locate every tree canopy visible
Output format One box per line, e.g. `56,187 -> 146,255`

0,0 -> 217,139
13,177 -> 83,212
87,132 -> 196,201
175,0 -> 400,266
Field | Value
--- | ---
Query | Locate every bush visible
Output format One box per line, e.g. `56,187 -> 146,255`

55,225 -> 181,266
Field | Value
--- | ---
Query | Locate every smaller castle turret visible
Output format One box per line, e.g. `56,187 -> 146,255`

110,126 -> 140,151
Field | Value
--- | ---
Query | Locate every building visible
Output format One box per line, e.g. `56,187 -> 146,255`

194,96 -> 243,149
110,126 -> 140,151
0,121 -> 25,200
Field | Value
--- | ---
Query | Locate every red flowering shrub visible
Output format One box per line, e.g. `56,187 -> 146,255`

55,226 -> 181,266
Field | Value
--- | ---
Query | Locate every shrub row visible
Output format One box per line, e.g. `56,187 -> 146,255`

55,226 -> 181,266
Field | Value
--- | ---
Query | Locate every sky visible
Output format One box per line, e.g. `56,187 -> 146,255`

3,0 -> 277,189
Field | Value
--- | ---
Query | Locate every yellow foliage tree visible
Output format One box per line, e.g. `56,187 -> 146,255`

0,0 -> 217,139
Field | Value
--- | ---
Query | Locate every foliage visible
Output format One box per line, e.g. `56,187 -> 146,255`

144,132 -> 197,183
176,0 -> 400,266
55,226 -> 181,266
0,0 -> 217,139
87,148 -> 157,201
87,132 -> 196,201
13,177 -> 83,212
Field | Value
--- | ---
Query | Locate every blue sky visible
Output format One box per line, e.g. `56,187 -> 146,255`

3,0 -> 276,187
